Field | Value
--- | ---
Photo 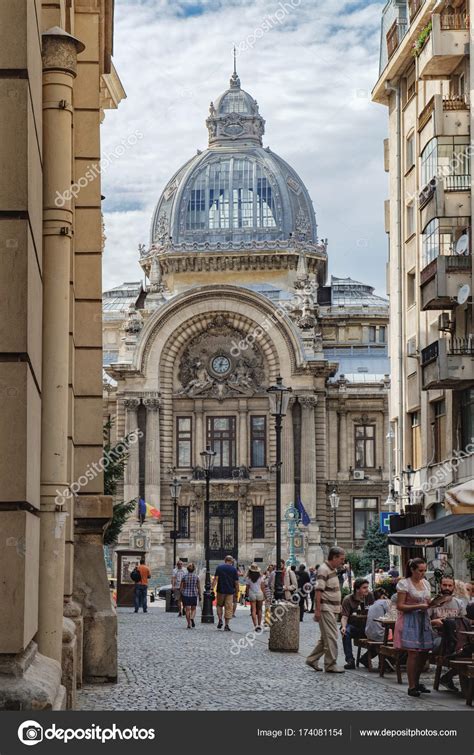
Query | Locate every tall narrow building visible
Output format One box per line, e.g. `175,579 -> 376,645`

373,0 -> 473,577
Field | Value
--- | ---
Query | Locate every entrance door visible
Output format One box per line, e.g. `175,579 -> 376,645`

208,501 -> 238,561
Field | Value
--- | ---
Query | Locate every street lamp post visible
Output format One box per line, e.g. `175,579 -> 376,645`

284,503 -> 300,568
402,464 -> 414,506
329,488 -> 340,546
200,445 -> 216,623
267,376 -> 292,602
169,477 -> 182,567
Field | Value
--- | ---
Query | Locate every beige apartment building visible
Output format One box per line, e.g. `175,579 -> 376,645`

373,0 -> 473,577
102,68 -> 391,580
0,1 -> 124,709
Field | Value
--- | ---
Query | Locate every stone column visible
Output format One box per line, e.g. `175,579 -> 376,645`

300,396 -> 317,519
194,400 -> 204,465
281,400 -> 294,509
73,496 -> 117,683
144,397 -> 161,508
123,397 -> 140,503
339,408 -> 349,474
238,399 -> 248,467
38,28 -> 84,668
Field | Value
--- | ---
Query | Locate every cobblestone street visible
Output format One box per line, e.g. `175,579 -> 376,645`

78,603 -> 469,711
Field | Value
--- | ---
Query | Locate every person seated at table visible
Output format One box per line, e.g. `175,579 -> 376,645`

365,588 -> 390,641
430,576 -> 466,692
341,578 -> 374,670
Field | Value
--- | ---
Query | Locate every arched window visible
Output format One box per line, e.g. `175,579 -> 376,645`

185,157 -> 278,232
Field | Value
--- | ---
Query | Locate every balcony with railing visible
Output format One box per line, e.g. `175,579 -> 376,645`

386,18 -> 408,60
409,0 -> 425,22
420,218 -> 471,309
419,137 -> 471,211
418,12 -> 470,80
421,337 -> 474,389
418,93 -> 470,132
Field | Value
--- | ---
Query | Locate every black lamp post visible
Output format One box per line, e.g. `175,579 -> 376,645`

403,464 -> 414,506
329,488 -> 340,546
267,376 -> 292,601
169,476 -> 182,567
200,444 -> 216,623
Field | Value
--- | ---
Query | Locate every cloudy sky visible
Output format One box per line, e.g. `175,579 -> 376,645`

101,0 -> 388,295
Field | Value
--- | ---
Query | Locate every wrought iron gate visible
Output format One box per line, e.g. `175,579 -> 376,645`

208,501 -> 238,561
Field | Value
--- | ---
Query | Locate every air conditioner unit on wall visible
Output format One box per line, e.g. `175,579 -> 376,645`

353,469 -> 365,480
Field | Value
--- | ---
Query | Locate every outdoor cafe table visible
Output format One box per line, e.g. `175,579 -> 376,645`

374,617 -> 396,645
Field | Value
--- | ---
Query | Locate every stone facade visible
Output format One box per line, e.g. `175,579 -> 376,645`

103,69 -> 390,582
373,0 -> 473,577
0,0 -> 124,709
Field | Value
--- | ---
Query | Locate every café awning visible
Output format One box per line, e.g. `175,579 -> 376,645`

388,514 -> 474,547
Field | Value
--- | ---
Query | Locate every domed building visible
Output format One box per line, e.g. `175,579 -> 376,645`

104,66 -> 390,582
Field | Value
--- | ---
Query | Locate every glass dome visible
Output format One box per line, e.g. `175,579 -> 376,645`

149,70 -> 319,250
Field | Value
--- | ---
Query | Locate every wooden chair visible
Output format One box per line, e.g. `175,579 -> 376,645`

448,660 -> 474,706
354,638 -> 383,672
379,645 -> 403,684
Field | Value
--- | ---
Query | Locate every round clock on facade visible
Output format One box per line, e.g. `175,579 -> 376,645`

211,354 -> 231,376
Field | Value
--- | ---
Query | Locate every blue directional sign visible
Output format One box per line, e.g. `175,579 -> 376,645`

380,512 -> 393,534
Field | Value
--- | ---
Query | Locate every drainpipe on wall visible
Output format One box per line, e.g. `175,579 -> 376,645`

385,78 -> 405,510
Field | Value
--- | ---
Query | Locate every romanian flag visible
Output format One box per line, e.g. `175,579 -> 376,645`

139,498 -> 161,520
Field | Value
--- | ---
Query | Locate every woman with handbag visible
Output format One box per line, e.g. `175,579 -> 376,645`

283,560 -> 298,601
245,564 -> 265,632
395,557 -> 434,697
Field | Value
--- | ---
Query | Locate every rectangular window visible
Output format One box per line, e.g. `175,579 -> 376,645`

407,271 -> 416,307
406,133 -> 415,169
433,400 -> 447,463
176,417 -> 192,468
178,506 -> 190,539
378,326 -> 386,344
207,416 -> 236,475
250,416 -> 266,467
355,425 -> 376,468
411,412 -> 422,469
368,326 -> 376,343
406,202 -> 415,237
252,506 -> 265,539
353,498 -> 378,540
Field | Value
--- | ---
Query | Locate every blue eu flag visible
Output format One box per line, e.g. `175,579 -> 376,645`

296,497 -> 311,527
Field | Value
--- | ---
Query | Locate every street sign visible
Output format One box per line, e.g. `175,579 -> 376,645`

379,512 -> 394,534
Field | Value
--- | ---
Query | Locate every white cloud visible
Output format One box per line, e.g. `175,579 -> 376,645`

101,0 -> 388,294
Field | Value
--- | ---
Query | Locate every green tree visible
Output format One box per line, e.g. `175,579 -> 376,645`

103,419 -> 137,546
360,518 -> 390,575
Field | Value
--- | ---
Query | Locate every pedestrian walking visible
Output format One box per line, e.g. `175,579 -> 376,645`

309,566 -> 319,613
306,547 -> 346,673
297,564 -> 311,622
212,555 -> 239,631
180,563 -> 201,629
245,563 -> 265,632
282,559 -> 297,601
263,564 -> 274,626
133,557 -> 151,614
395,557 -> 434,698
172,560 -> 187,617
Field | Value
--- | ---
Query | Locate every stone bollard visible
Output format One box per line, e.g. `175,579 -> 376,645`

268,601 -> 300,652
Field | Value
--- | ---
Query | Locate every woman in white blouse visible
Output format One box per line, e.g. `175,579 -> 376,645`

395,558 -> 434,698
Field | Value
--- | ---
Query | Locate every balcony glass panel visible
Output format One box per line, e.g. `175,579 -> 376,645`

420,136 -> 470,193
421,217 -> 470,268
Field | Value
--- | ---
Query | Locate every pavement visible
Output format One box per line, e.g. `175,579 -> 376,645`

77,602 -> 471,711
